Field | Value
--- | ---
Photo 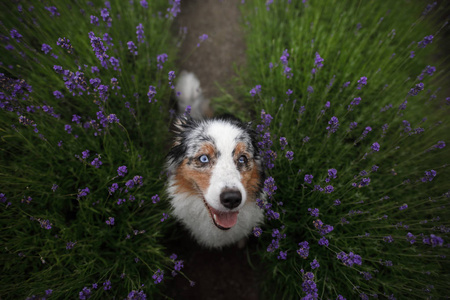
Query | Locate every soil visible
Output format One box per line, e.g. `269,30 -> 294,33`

164,1 -> 261,299
164,227 -> 261,300
174,0 -> 246,100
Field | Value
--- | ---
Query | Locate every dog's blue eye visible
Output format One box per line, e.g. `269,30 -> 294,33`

199,155 -> 209,163
238,155 -> 247,164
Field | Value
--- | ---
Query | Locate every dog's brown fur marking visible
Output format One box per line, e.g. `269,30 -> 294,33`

173,142 -> 216,196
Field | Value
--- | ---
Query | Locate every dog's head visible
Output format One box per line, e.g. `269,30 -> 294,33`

166,116 -> 264,230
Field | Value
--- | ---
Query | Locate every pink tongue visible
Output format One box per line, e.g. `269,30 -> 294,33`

210,207 -> 239,228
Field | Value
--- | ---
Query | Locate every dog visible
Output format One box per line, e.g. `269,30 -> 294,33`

165,72 -> 265,248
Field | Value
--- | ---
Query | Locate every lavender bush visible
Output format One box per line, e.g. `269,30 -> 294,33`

241,1 -> 449,299
0,0 -> 188,298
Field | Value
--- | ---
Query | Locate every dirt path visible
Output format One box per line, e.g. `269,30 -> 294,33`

175,0 -> 246,101
165,1 -> 260,299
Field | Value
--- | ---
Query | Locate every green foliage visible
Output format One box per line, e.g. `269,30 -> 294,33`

240,0 -> 450,299
0,0 -> 185,298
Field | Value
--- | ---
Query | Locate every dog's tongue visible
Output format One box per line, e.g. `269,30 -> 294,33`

210,207 -> 239,229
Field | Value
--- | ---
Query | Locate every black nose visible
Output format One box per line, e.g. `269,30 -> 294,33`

220,189 -> 242,209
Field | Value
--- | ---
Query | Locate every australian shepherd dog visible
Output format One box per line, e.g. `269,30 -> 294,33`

165,72 -> 265,248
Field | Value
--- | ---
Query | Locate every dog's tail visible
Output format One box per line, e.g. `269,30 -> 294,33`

175,71 -> 211,119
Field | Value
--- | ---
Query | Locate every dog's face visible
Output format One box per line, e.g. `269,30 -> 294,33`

166,116 -> 264,231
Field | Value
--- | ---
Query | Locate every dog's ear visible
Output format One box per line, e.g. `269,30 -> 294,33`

171,115 -> 195,146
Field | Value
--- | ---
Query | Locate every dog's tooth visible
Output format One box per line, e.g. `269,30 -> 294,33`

213,214 -> 217,221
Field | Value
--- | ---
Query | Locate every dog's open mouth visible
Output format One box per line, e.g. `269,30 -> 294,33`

203,198 -> 239,230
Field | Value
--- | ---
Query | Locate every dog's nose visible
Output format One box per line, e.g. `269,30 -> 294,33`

220,189 -> 242,209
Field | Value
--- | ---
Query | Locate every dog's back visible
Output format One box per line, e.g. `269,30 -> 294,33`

175,71 -> 212,119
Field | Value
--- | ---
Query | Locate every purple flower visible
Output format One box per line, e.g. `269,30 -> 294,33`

127,290 -> 147,299
326,116 -> 340,136
151,194 -> 160,204
285,151 -> 294,161
324,185 -> 334,193
90,15 -> 99,26
156,53 -> 168,70
56,37 -> 73,54
361,272 -> 372,281
383,235 -> 394,243
399,204 -> 408,210
314,52 -> 324,68
342,81 -> 351,88
337,251 -> 362,267
106,217 -> 115,226
127,41 -> 138,55
103,280 -> 111,290
421,169 -> 436,182
371,142 -> 380,152
303,136 -> 310,143
263,177 -> 277,198
72,114 -> 81,124
10,29 -> 23,42
152,269 -> 164,284
250,85 -> 262,97
136,23 -> 145,43
197,34 -> 208,47
79,287 -> 91,299
66,241 -> 76,250
140,0 -> 148,8
147,85 -> 157,103
297,241 -> 310,259
117,165 -> 128,177
81,150 -> 90,159
304,174 -> 313,184
307,86 -> 314,93
108,183 -> 119,194
356,76 -> 367,89
64,124 -> 72,134
279,137 -> 288,150
429,234 -> 444,247
328,169 -> 337,179
274,250 -> 287,260
422,2 -> 437,15
51,184 -> 58,192
318,237 -> 329,246
168,0 -> 181,17
45,6 -> 60,17
41,43 -> 52,54
253,227 -> 263,237
408,82 -> 424,96
334,199 -> 341,206
308,208 -> 319,217
301,272 -> 318,297
314,220 -> 334,236
77,187 -> 90,199
361,126 -> 372,138
280,49 -> 290,65
310,259 -> 320,269
418,35 -> 433,48
348,97 -> 361,111
109,56 -> 120,71
53,90 -> 64,99
91,157 -> 102,168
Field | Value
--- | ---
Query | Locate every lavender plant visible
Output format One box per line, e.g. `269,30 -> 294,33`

0,0 -> 188,298
241,1 -> 449,299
